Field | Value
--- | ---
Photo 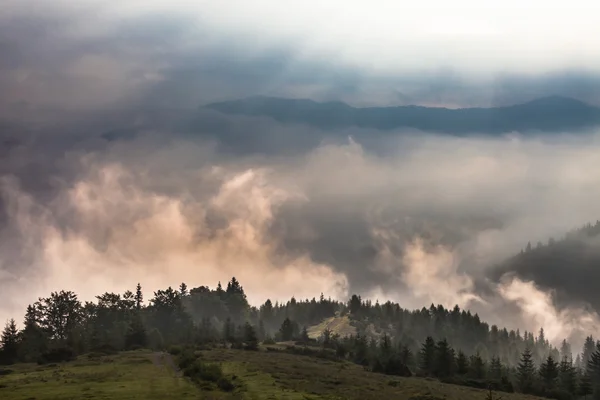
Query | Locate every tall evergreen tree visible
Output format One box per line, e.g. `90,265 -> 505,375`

580,370 -> 594,399
243,323 -> 258,350
0,319 -> 19,364
558,356 -> 577,395
434,338 -> 455,378
419,336 -> 436,376
456,350 -> 469,375
517,348 -> 536,393
279,318 -> 295,341
469,352 -> 486,379
539,355 -> 559,389
489,356 -> 503,380
135,283 -> 143,310
584,336 -> 596,368
587,344 -> 600,399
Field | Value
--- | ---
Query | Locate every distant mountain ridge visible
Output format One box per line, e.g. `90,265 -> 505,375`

205,95 -> 600,134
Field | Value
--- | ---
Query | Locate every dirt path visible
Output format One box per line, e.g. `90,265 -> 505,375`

151,352 -> 182,377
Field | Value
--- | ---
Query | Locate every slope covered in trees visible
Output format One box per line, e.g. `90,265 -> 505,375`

2,274 -> 600,399
494,221 -> 600,310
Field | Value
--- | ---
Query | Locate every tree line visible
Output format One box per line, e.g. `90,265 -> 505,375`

2,277 -> 600,400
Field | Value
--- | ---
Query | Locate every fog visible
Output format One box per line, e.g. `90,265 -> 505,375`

3,0 -> 600,348
2,125 -> 600,346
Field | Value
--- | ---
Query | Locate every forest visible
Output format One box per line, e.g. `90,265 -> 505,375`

2,270 -> 600,400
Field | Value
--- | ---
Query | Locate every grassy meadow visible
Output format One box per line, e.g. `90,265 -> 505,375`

0,347 -> 547,400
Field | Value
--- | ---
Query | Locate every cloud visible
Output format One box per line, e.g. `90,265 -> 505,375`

2,126 -> 600,347
3,0 -> 600,344
3,0 -> 600,113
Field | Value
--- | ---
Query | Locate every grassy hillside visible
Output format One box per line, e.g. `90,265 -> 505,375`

0,350 -> 199,399
1,347 -> 546,400
306,315 -> 356,339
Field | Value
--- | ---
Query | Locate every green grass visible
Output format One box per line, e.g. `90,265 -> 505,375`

0,350 -> 200,400
201,347 -> 545,400
1,347 -> 546,400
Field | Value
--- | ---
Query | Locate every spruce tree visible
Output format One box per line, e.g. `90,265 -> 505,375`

135,283 -> 143,310
456,350 -> 469,375
558,356 -> 577,395
469,352 -> 486,379
243,323 -> 258,350
489,356 -> 503,380
539,355 -> 559,389
279,318 -> 295,341
587,345 -> 600,399
517,348 -> 536,393
580,370 -> 593,399
419,336 -> 436,376
0,319 -> 19,364
434,338 -> 455,378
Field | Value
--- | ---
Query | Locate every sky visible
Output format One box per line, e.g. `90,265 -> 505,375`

2,0 -> 600,347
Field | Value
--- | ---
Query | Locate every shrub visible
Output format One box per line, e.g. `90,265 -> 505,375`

37,347 -> 75,364
262,336 -> 276,345
168,345 -> 183,356
217,377 -> 235,392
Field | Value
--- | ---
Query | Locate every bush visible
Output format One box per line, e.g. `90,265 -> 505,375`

37,347 -> 75,364
168,345 -> 183,356
217,377 -> 235,392
262,336 -> 276,345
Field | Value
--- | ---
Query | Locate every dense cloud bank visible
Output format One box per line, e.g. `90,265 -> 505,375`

2,122 -> 600,347
3,0 -> 600,348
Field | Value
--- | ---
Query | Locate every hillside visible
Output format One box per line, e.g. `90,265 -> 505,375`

493,220 -> 600,309
204,95 -> 600,134
0,348 -> 545,400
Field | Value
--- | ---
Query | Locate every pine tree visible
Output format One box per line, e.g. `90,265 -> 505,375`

243,323 -> 258,350
583,336 -> 596,367
587,344 -> 600,399
299,326 -> 310,344
539,355 -> 559,389
434,338 -> 455,378
517,348 -> 536,393
0,319 -> 19,364
560,339 -> 572,361
456,350 -> 469,375
469,352 -> 486,379
419,336 -> 436,376
558,356 -> 577,395
580,370 -> 594,399
258,319 -> 266,341
125,313 -> 147,349
135,283 -> 143,309
222,317 -> 234,343
179,282 -> 188,297
279,318 -> 295,341
489,356 -> 503,380
400,345 -> 414,369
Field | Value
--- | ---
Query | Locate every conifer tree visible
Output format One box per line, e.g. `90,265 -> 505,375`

489,356 -> 503,380
434,338 -> 455,378
243,323 -> 258,350
469,352 -> 486,379
0,319 -> 19,364
539,355 -> 559,389
419,336 -> 436,376
580,370 -> 593,399
587,344 -> 600,399
517,348 -> 536,393
558,356 -> 577,395
456,350 -> 469,375
135,283 -> 143,310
